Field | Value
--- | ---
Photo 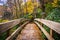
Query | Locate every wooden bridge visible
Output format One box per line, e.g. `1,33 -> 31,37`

0,18 -> 60,40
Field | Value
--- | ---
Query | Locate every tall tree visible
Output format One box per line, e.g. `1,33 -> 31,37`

14,0 -> 18,18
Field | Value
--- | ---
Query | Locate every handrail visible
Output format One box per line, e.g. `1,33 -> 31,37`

34,21 -> 54,40
6,21 -> 29,40
0,18 -> 60,40
0,18 -> 26,25
0,18 -> 28,34
35,18 -> 60,34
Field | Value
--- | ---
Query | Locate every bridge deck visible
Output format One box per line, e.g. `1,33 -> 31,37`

16,23 -> 43,40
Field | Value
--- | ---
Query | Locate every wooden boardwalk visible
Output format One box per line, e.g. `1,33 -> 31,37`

0,18 -> 60,40
16,23 -> 43,40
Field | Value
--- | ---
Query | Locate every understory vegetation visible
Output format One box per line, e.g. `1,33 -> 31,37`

0,0 -> 60,40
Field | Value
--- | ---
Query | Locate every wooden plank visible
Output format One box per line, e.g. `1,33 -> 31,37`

34,21 -> 54,40
16,22 -> 43,40
0,18 -> 23,25
0,18 -> 27,34
6,21 -> 29,40
35,18 -> 60,34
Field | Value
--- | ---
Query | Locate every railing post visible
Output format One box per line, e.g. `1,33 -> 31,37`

50,29 -> 53,37
7,29 -> 10,37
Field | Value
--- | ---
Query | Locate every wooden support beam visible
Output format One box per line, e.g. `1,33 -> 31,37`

50,29 -> 53,37
6,21 -> 29,40
34,21 -> 54,40
35,18 -> 60,34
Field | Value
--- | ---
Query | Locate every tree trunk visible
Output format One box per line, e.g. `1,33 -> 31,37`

14,0 -> 18,18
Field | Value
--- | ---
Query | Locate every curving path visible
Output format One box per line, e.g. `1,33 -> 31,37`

16,23 -> 43,40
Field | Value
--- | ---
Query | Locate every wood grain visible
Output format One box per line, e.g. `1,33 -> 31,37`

35,18 -> 60,34
0,18 -> 27,34
34,21 -> 54,40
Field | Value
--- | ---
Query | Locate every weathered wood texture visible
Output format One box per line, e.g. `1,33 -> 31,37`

16,23 -> 43,40
0,18 -> 27,34
34,21 -> 54,40
35,19 -> 60,34
6,21 -> 29,40
50,29 -> 53,37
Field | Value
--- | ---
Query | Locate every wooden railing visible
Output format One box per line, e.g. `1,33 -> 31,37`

34,21 -> 54,40
35,19 -> 60,34
34,18 -> 60,40
0,18 -> 28,35
0,18 -> 60,40
6,21 -> 29,40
